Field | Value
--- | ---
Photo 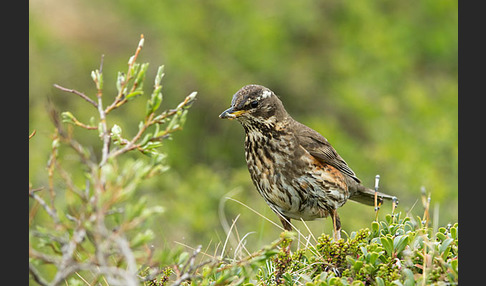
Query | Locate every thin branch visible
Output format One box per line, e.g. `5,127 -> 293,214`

51,225 -> 87,286
29,263 -> 50,286
29,187 -> 60,225
93,58 -> 110,167
53,84 -> 98,108
107,113 -> 153,159
105,34 -> 145,115
97,98 -> 110,167
171,245 -> 202,286
29,130 -> 36,140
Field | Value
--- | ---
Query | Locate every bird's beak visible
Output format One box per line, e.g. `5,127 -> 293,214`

219,107 -> 245,119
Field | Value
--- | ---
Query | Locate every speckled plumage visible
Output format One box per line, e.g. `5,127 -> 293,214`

220,84 -> 395,239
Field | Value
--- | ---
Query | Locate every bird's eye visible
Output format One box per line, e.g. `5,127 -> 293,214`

250,100 -> 259,108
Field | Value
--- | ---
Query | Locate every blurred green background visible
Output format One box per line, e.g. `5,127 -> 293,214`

30,0 -> 457,254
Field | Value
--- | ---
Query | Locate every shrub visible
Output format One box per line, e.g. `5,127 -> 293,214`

29,35 -> 197,285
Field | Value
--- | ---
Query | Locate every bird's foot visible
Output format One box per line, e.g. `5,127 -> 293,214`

324,264 -> 341,277
332,229 -> 341,242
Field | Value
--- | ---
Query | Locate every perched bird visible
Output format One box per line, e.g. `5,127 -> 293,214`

219,84 -> 396,240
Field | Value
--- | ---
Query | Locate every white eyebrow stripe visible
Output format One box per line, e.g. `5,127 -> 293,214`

260,90 -> 272,100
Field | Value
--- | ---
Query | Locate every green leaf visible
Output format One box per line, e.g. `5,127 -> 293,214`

439,238 -> 453,258
346,256 -> 355,265
154,65 -> 165,86
385,214 -> 393,225
111,124 -> 122,137
91,70 -> 97,83
134,63 -> 149,87
402,268 -> 415,286
450,225 -> 457,239
91,69 -> 102,90
97,71 -> 103,90
353,260 -> 363,272
436,232 -> 446,242
451,258 -> 458,275
145,99 -> 154,117
116,71 -> 125,93
139,133 -> 152,147
375,276 -> 385,286
131,229 -> 154,248
151,87 -> 163,112
126,90 -> 143,100
125,197 -> 147,221
128,62 -> 140,78
380,236 -> 394,257
143,141 -> 163,150
369,252 -> 380,265
61,111 -> 76,124
393,235 -> 409,256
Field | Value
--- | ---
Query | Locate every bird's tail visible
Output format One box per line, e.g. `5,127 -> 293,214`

348,183 -> 396,206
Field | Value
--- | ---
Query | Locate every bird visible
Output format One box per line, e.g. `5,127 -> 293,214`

219,84 -> 396,240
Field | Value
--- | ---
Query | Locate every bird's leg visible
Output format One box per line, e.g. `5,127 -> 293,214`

278,215 -> 293,254
331,210 -> 341,241
278,215 -> 293,232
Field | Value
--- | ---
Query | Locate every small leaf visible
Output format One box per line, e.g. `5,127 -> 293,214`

145,99 -> 154,117
371,221 -> 380,234
353,260 -> 363,272
97,71 -> 103,90
111,124 -> 122,137
177,252 -> 190,266
91,70 -> 97,82
402,268 -> 415,286
134,63 -> 149,87
450,226 -> 457,239
346,256 -> 355,265
369,252 -> 380,265
151,88 -> 163,113
393,235 -> 409,256
139,133 -> 152,147
126,90 -> 143,100
380,236 -> 394,257
451,258 -> 458,275
154,65 -> 165,86
61,111 -> 76,124
128,55 -> 136,66
131,229 -> 154,249
439,238 -> 453,255
385,214 -> 392,225
436,232 -> 447,242
116,71 -> 125,93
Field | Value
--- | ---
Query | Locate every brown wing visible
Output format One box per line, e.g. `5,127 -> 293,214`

293,121 -> 361,183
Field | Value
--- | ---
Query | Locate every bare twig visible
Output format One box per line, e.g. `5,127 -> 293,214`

94,65 -> 110,167
171,245 -> 203,286
51,225 -> 87,285
29,263 -> 50,286
29,130 -> 36,140
29,187 -> 60,225
53,84 -> 98,108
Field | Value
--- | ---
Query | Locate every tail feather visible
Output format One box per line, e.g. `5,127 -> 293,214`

348,183 -> 396,206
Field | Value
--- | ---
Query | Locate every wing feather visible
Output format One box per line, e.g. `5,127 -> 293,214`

294,121 -> 361,183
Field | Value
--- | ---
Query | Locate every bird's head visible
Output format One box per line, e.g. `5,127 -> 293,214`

219,84 -> 287,129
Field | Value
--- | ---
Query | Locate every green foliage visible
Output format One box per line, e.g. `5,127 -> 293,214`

143,213 -> 457,285
29,37 -> 197,285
